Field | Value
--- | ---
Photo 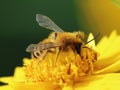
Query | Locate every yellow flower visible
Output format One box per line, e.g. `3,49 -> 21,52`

0,30 -> 120,90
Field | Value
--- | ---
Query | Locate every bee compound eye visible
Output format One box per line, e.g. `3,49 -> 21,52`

75,43 -> 82,54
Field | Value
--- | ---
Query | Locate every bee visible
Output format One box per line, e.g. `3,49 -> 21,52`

26,14 -> 88,61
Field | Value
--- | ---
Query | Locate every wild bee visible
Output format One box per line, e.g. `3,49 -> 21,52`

26,14 -> 92,61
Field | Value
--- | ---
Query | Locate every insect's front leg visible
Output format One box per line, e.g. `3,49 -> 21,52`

39,50 -> 48,61
54,47 -> 62,65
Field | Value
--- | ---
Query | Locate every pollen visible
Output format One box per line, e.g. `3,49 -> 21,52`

24,46 -> 98,86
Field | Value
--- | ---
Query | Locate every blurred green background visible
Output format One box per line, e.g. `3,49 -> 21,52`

0,0 -> 81,77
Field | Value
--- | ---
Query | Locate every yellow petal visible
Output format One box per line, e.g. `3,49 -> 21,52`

23,58 -> 31,65
94,30 -> 120,73
96,30 -> 120,59
102,30 -> 120,56
95,36 -> 109,58
0,77 -> 13,84
62,86 -> 73,90
12,82 -> 60,90
74,73 -> 120,90
13,67 -> 25,82
94,52 -> 120,74
0,85 -> 13,90
87,33 -> 95,49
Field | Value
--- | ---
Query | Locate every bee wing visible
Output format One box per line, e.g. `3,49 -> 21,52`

26,43 -> 62,53
38,43 -> 62,51
36,14 -> 64,32
26,44 -> 37,52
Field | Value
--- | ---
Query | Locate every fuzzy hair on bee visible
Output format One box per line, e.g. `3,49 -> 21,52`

26,14 -> 89,61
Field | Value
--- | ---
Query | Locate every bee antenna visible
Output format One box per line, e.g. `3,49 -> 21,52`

85,32 -> 100,44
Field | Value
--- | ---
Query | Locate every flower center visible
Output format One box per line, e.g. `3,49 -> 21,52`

24,46 -> 98,85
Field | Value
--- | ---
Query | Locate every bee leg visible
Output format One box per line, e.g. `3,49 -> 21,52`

49,48 -> 56,53
38,50 -> 48,64
55,47 -> 62,65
